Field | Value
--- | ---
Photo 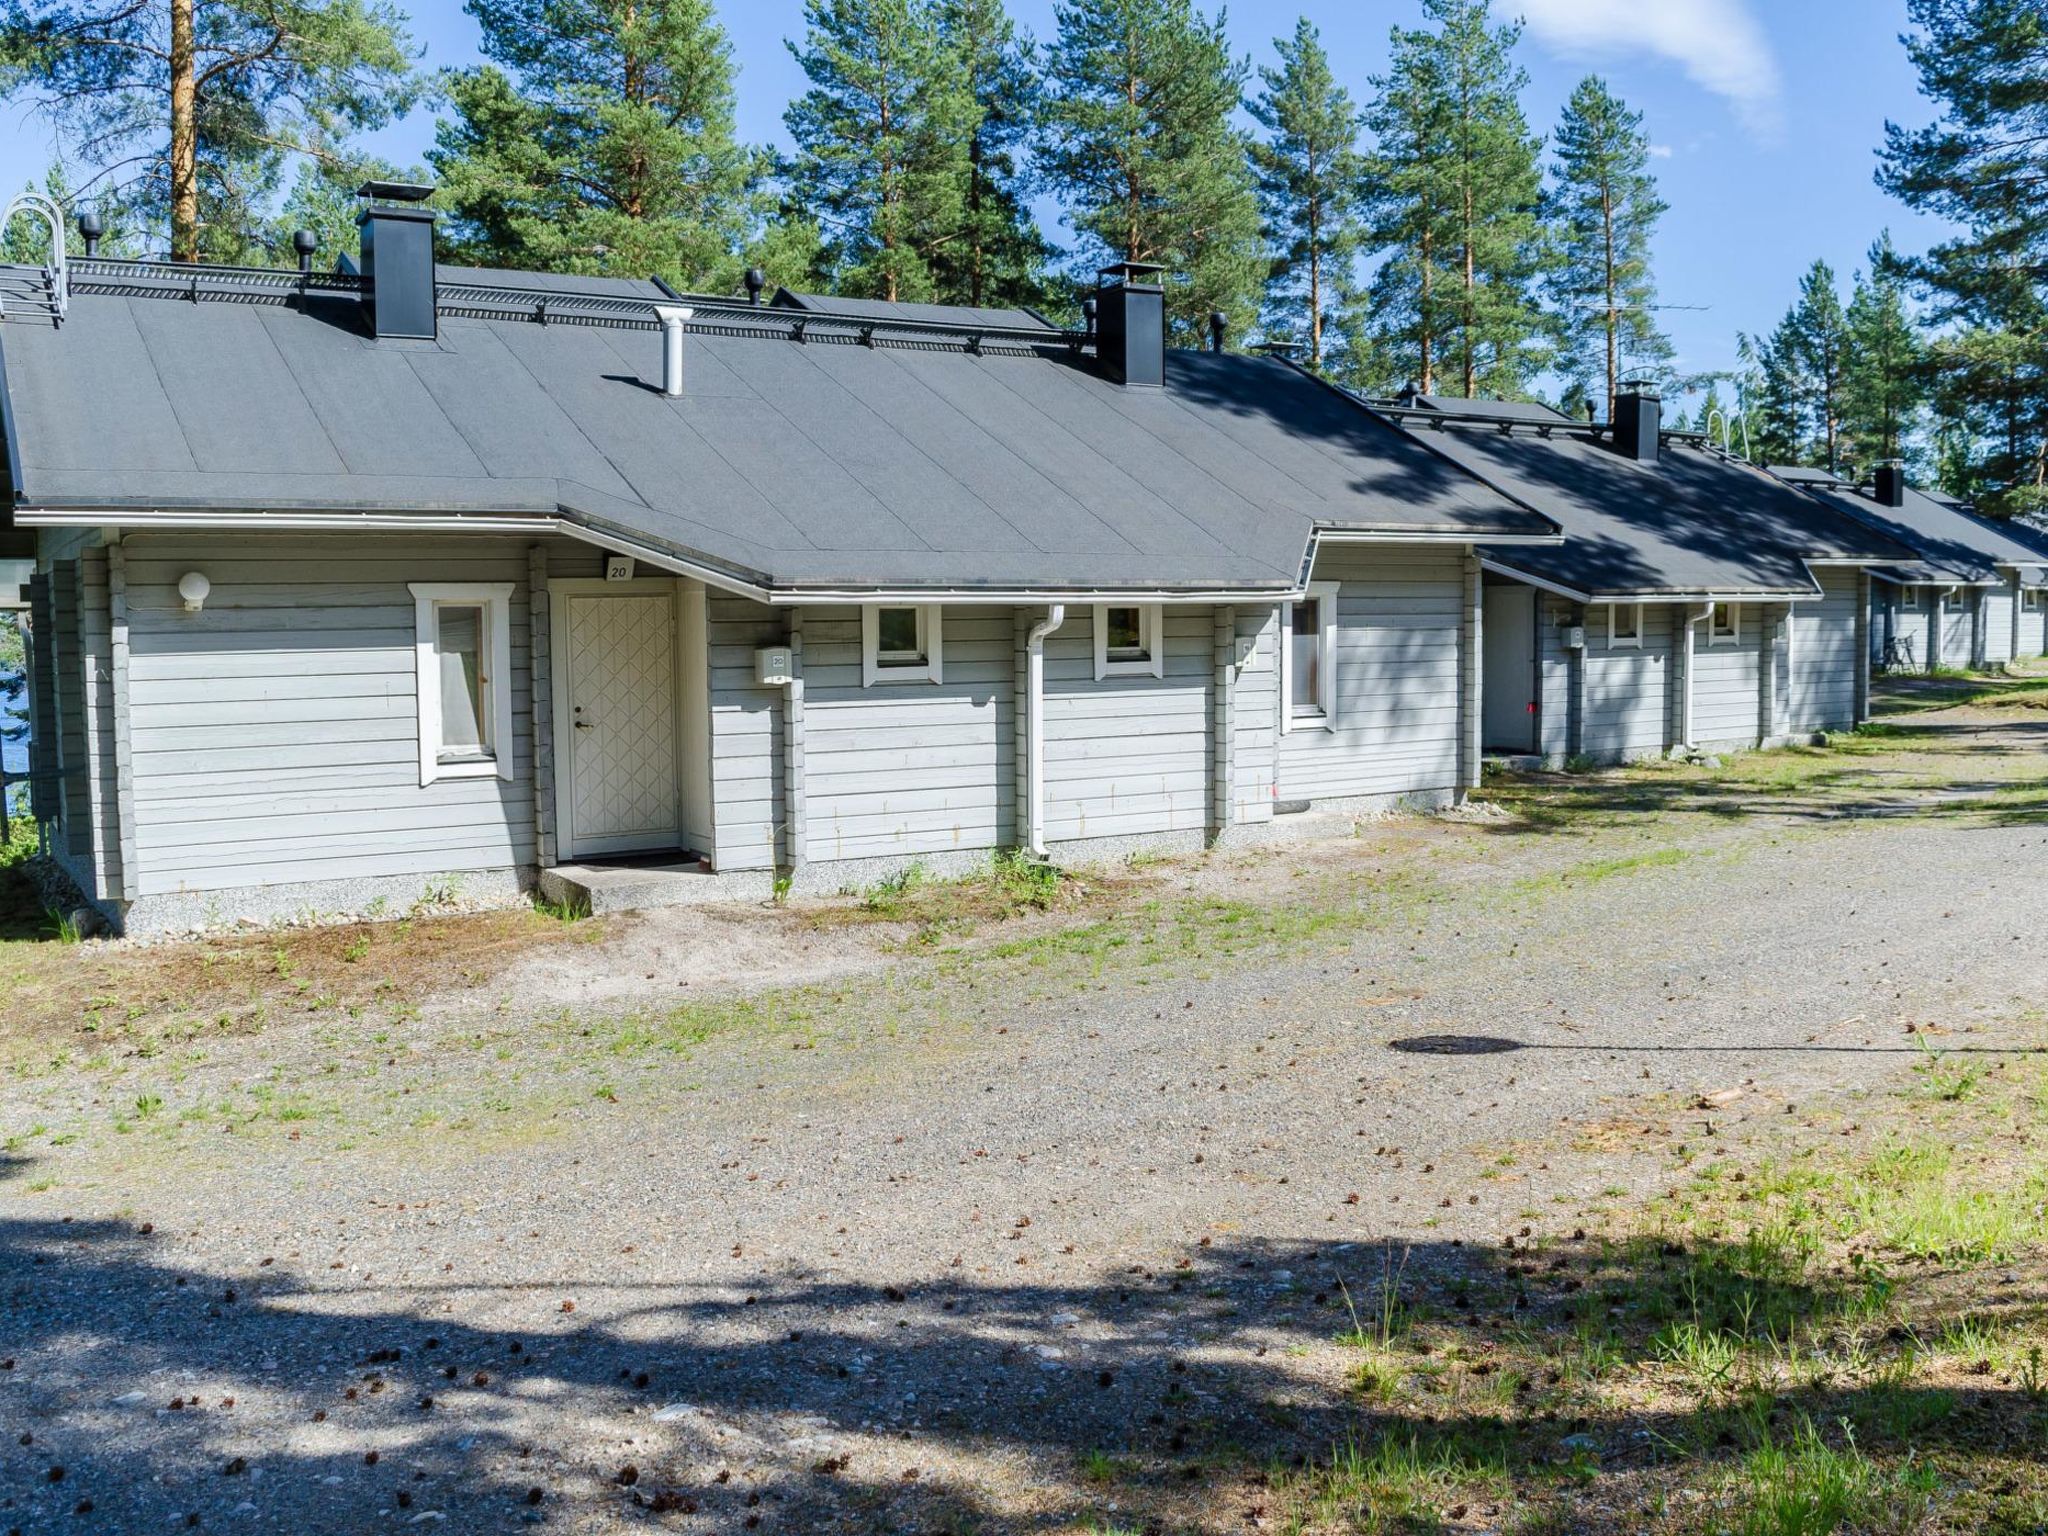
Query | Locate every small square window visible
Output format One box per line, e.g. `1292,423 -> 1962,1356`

409,582 -> 515,785
1608,603 -> 1641,647
1093,603 -> 1163,678
1281,582 -> 1338,730
1709,601 -> 1740,644
862,604 -> 943,686
875,606 -> 923,662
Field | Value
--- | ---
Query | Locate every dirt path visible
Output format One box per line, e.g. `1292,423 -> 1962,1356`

4,705 -> 2048,1533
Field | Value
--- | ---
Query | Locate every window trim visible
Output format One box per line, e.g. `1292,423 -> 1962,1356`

861,603 -> 944,686
2025,589 -> 2045,613
1092,602 -> 1163,679
1708,600 -> 1741,646
1280,580 -> 1340,733
409,581 -> 515,786
1607,602 -> 1642,648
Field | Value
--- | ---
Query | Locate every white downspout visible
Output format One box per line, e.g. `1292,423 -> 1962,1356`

1025,604 -> 1066,856
1680,603 -> 1711,748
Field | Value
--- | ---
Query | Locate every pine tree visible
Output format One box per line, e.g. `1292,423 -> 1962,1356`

929,0 -> 1050,308
1546,75 -> 1670,417
1786,261 -> 1851,471
1361,0 -> 1547,398
1877,0 -> 2047,514
785,0 -> 976,302
0,0 -> 418,262
1840,233 -> 1927,469
1249,16 -> 1364,373
1038,0 -> 1263,345
431,0 -> 764,290
1741,325 -> 1804,467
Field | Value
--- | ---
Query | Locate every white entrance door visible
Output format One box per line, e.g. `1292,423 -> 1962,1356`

561,590 -> 680,858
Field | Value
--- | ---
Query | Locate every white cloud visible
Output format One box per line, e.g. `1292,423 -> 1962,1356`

1515,0 -> 1784,139
1647,143 -> 1675,158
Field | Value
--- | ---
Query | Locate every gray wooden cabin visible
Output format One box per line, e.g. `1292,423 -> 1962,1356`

1771,467 -> 2048,671
2,197 -> 1559,934
1376,394 -> 1916,766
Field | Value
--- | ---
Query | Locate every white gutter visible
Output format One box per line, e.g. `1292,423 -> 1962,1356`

1023,604 -> 1066,856
1479,557 -> 1833,606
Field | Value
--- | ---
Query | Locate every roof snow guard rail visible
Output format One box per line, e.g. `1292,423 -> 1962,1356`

0,191 -> 69,321
45,255 -> 1091,358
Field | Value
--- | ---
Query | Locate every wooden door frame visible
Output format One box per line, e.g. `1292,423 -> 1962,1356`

547,577 -> 686,861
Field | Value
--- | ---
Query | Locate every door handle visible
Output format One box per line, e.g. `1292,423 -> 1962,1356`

574,718 -> 594,730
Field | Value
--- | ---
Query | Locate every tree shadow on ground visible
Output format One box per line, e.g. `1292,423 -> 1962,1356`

5,1168 -> 2044,1534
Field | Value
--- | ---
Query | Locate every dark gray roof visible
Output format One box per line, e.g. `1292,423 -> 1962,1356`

1767,467 -> 2048,587
772,288 -> 1060,334
0,264 -> 1554,595
1389,417 -> 1916,597
1413,394 -> 1581,426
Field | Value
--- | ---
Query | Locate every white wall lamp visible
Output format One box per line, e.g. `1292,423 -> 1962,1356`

177,571 -> 210,612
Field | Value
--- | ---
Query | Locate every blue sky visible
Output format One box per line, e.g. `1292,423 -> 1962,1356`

0,0 -> 1953,407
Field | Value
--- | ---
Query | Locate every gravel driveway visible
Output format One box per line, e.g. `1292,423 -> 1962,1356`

5,708 -> 2048,1533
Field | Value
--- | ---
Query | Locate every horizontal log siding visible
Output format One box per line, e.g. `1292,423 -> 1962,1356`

799,604 -> 1014,863
705,591 -> 787,871
1939,594 -> 1973,667
1277,545 -> 1464,803
1536,597 -> 1575,760
2022,592 -> 2048,657
1043,606 -> 1210,844
78,547 -> 123,900
1985,574 -> 2018,664
1230,605 -> 1279,825
1691,606 -> 1762,746
121,532 -> 555,896
1789,570 -> 1860,732
1581,602 -> 1675,759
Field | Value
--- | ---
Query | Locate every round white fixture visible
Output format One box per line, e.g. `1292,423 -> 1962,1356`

177,571 -> 210,612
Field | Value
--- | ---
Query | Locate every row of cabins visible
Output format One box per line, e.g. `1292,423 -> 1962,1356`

4,188 -> 2041,934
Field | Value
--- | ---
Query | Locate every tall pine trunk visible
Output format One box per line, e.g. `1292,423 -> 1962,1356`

169,0 -> 197,262
1602,183 -> 1616,419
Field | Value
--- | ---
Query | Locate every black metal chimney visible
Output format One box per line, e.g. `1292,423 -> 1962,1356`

76,210 -> 102,257
292,228 -> 318,273
1612,388 -> 1660,462
1208,311 -> 1226,354
1874,461 -> 1908,508
355,180 -> 438,340
744,266 -> 765,306
1094,262 -> 1165,387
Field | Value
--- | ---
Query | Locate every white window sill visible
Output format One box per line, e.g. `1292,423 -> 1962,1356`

430,756 -> 502,781
1098,656 -> 1160,678
1288,711 -> 1334,732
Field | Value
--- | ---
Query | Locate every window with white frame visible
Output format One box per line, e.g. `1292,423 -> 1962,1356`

1709,601 -> 1740,645
1093,602 -> 1163,679
409,582 -> 515,785
861,603 -> 943,686
1607,602 -> 1641,647
2026,589 -> 2045,613
1281,581 -> 1339,730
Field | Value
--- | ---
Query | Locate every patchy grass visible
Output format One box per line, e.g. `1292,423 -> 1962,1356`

1270,1048 -> 2048,1535
802,848 -> 1138,940
0,903 -> 611,1066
